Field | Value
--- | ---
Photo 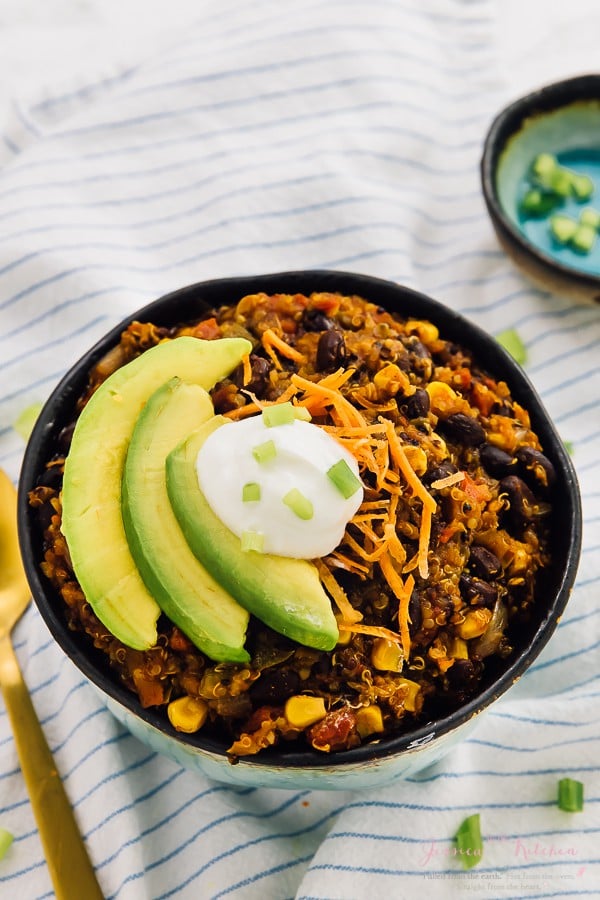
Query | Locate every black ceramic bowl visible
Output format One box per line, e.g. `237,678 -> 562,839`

481,74 -> 600,304
17,271 -> 582,790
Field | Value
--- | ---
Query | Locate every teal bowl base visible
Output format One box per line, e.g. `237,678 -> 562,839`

104,694 -> 480,790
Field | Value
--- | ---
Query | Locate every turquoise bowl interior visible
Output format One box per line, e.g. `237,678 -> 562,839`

481,75 -> 600,302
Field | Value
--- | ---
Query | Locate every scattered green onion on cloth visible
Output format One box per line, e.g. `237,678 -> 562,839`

0,1 -> 598,897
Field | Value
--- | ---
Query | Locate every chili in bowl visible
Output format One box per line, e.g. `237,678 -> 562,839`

18,270 -> 581,790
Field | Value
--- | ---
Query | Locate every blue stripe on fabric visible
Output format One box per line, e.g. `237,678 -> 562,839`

0,213 -> 489,285
0,315 -> 108,374
106,791 -> 311,895
529,638 -> 600,673
30,66 -> 139,116
72,751 -> 159,810
467,735 -> 600,753
554,398 -> 600,423
541,368 -> 600,398
489,711 -> 596,728
84,768 -> 186,839
0,116 -> 482,206
42,74 -> 491,146
0,142 -> 483,229
528,337 -> 600,374
0,368 -> 70,406
306,860 -> 599,881
0,234 -> 501,326
407,763 -> 600,783
158,807 -> 345,899
2,134 -> 20,155
0,284 -> 149,346
119,46 -> 489,110
325,824 -> 600,846
12,100 -> 42,138
210,856 -> 314,900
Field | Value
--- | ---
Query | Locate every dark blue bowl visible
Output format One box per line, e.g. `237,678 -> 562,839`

17,271 -> 583,789
481,74 -> 600,304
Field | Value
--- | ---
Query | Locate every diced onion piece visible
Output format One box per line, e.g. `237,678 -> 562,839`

262,401 -> 296,427
282,488 -> 313,520
242,482 -> 261,502
241,530 -> 264,553
252,439 -> 276,463
454,813 -> 483,869
327,458 -> 362,499
558,778 -> 584,812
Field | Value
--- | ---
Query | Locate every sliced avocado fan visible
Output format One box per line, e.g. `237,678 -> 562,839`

61,336 -> 251,650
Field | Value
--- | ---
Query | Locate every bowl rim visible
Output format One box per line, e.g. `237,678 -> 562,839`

480,73 -> 600,292
18,269 -> 583,770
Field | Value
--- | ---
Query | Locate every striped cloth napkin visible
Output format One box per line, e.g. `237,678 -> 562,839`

1,2 -> 598,897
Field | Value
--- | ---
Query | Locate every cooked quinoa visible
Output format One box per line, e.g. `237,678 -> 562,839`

29,291 -> 555,758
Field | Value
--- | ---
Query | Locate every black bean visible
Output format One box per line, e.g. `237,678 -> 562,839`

243,355 -> 272,397
36,502 -> 55,534
516,446 -> 557,489
425,458 -> 458,485
316,330 -> 346,371
406,337 -> 431,360
499,475 -> 548,522
301,308 -> 335,332
468,545 -> 501,579
38,465 -> 63,490
459,574 -> 498,607
479,443 -> 517,478
57,422 -> 75,452
401,388 -> 430,419
250,669 -> 300,704
439,413 -> 486,446
408,590 -> 422,631
447,658 -> 481,690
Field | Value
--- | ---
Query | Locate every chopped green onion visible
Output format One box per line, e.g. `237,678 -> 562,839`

563,439 -> 574,456
454,813 -> 483,869
495,328 -> 527,366
550,213 -> 578,244
558,778 -> 584,812
572,223 -> 597,253
579,207 -> 600,229
252,439 -> 277,463
0,828 -> 13,860
13,402 -> 43,442
549,168 -> 573,198
531,152 -> 558,186
293,405 -> 312,422
282,488 -> 314,520
242,482 -> 261,502
571,172 -> 594,201
519,188 -> 559,217
240,530 -> 264,553
262,402 -> 296,427
327,459 -> 362,499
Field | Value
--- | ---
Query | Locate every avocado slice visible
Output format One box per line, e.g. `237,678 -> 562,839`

166,417 -> 339,651
61,336 -> 251,650
122,377 -> 250,662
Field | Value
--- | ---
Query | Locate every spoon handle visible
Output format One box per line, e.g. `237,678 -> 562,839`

0,635 -> 104,900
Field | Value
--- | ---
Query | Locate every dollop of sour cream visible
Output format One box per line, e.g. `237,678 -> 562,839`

196,414 -> 364,558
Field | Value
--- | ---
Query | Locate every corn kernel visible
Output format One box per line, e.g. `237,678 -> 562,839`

426,381 -> 460,415
356,705 -> 385,738
371,638 -> 403,672
284,695 -> 327,729
167,696 -> 209,733
397,678 -> 422,712
451,637 -> 469,660
455,608 -> 493,640
335,617 -> 353,646
407,320 -> 439,344
403,445 -> 428,476
373,363 -> 410,397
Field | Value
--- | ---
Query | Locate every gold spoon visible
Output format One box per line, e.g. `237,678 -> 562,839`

0,468 -> 104,899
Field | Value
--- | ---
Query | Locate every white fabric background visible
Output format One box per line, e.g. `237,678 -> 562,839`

0,2 -> 598,898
